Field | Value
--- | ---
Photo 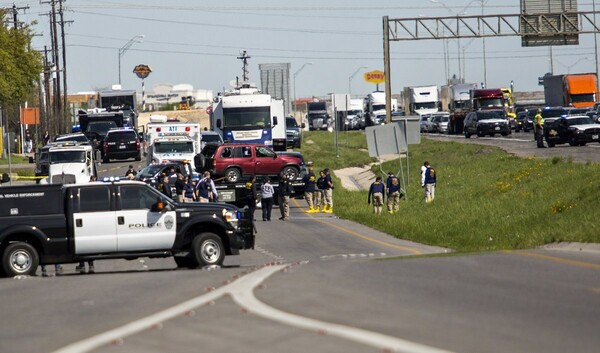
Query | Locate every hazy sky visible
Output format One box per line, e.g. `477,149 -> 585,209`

8,0 -> 600,98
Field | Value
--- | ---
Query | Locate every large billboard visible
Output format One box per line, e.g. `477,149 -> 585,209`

520,0 -> 579,47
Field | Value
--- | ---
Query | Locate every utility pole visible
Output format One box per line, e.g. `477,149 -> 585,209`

10,4 -> 30,29
58,0 -> 71,131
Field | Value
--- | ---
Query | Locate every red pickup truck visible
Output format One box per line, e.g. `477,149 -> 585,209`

199,143 -> 305,183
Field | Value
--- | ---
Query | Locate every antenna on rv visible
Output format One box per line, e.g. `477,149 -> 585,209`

237,50 -> 251,83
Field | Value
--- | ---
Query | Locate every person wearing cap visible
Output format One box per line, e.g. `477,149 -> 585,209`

278,171 -> 293,221
314,170 -> 326,212
260,177 -> 275,221
387,176 -> 402,213
421,161 -> 437,203
125,165 -> 137,180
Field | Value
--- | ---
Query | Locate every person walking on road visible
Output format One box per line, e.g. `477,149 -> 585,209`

368,176 -> 386,215
303,164 -> 317,213
278,172 -> 293,221
421,161 -> 437,203
76,260 -> 95,274
534,109 -> 546,148
260,177 -> 275,221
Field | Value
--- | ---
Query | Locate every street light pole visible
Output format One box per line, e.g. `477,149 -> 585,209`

292,62 -> 312,121
348,66 -> 367,94
118,35 -> 145,85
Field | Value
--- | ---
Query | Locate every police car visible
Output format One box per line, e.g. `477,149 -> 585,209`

0,179 -> 254,277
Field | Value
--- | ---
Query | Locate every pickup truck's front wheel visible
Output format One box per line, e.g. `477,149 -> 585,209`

2,242 -> 39,277
192,233 -> 225,267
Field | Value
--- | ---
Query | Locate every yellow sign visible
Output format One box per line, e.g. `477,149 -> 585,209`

364,70 -> 385,84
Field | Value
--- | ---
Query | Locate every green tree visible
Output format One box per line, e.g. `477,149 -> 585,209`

0,9 -> 43,107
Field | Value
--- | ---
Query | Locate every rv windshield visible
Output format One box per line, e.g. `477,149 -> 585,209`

223,106 -> 271,130
154,141 -> 194,154
49,151 -> 86,164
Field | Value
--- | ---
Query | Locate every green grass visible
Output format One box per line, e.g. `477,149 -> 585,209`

0,154 -> 31,165
300,131 -> 600,252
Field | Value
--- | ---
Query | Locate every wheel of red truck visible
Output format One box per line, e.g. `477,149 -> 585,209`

225,168 -> 241,183
281,166 -> 299,180
2,242 -> 39,277
192,233 -> 225,266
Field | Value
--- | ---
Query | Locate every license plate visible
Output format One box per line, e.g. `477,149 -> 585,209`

593,134 -> 599,140
119,145 -> 126,149
495,127 -> 500,131
219,190 -> 235,202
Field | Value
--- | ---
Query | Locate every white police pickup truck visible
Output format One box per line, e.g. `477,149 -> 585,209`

0,180 -> 254,277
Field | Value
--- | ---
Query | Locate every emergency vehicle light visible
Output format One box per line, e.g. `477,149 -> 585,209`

102,176 -> 121,182
185,127 -> 190,132
156,127 -> 162,132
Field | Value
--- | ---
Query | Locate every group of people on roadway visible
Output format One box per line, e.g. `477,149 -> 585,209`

302,163 -> 334,214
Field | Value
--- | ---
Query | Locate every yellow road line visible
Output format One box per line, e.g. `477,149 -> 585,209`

292,198 -> 421,255
505,250 -> 600,270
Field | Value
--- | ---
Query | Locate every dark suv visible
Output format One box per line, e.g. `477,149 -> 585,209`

102,129 -> 141,163
286,117 -> 302,148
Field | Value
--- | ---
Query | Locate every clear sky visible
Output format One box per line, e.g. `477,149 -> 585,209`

7,0 -> 600,98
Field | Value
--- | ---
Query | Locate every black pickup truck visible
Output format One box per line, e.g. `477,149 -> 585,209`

0,180 -> 254,277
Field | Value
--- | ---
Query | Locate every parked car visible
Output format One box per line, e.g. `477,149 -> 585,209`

430,112 -> 450,134
200,143 -> 305,183
544,115 -> 600,147
464,110 -> 511,138
286,116 -> 303,148
102,128 -> 141,163
420,114 -> 432,133
515,110 -> 535,132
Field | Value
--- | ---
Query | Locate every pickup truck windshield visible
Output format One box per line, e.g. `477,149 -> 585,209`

49,151 -> 86,164
154,141 -> 194,153
567,117 -> 595,125
477,98 -> 503,109
223,106 -> 271,130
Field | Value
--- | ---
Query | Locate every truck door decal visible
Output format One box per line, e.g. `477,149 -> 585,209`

117,185 -> 177,251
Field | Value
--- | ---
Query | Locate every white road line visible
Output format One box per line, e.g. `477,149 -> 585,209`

52,264 -> 455,353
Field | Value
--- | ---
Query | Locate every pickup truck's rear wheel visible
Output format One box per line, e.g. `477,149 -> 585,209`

2,242 -> 39,277
192,233 -> 225,267
225,168 -> 241,183
281,166 -> 299,180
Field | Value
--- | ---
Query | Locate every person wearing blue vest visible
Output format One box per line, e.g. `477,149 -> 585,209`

387,176 -> 402,213
303,164 -> 317,213
368,176 -> 386,215
421,161 -> 437,203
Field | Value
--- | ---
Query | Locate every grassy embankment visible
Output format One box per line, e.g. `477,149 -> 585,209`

0,154 -> 34,177
300,130 -> 600,252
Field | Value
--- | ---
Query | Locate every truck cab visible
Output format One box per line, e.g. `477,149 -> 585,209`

40,142 -> 97,185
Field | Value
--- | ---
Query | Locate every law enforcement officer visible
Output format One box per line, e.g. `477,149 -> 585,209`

302,164 -> 317,213
278,172 -> 293,221
323,168 -> 334,213
534,109 -> 546,148
368,176 -> 386,215
421,161 -> 437,203
387,177 -> 402,213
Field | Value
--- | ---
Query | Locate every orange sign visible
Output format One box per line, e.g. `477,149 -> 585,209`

364,70 -> 385,84
20,107 -> 40,125
133,64 -> 152,79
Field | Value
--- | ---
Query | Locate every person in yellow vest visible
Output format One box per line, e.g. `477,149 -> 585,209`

534,109 -> 546,148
